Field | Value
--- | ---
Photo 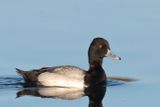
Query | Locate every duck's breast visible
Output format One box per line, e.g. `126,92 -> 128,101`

38,66 -> 86,88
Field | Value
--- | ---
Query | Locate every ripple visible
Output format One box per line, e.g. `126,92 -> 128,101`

0,76 -> 137,90
0,77 -> 23,89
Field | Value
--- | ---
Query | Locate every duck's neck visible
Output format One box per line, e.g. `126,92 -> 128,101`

88,62 -> 104,74
85,61 -> 107,87
89,57 -> 103,68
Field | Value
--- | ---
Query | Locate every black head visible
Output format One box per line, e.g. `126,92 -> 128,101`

88,37 -> 121,66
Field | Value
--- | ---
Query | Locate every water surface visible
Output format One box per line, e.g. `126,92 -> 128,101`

0,0 -> 160,107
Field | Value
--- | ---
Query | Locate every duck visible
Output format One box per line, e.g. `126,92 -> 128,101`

16,37 -> 121,88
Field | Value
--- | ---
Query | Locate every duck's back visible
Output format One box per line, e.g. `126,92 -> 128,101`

46,65 -> 86,78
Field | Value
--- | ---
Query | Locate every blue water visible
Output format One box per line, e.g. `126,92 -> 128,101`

0,0 -> 160,107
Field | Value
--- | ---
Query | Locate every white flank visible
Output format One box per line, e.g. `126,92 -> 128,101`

38,72 -> 85,89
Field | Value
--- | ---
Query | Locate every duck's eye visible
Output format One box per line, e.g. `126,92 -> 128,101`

99,44 -> 103,48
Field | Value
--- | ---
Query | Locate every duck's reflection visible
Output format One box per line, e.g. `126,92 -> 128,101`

17,83 -> 106,107
17,87 -> 85,100
85,84 -> 106,107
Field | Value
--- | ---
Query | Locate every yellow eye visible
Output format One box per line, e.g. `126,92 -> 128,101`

99,45 -> 103,48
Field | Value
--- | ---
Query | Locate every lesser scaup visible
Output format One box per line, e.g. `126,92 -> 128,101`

16,37 -> 121,88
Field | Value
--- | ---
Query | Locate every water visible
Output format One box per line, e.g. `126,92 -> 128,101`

0,76 -> 133,107
0,0 -> 160,107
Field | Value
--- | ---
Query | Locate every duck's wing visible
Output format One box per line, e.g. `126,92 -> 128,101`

37,66 -> 86,88
16,65 -> 86,87
46,65 -> 86,78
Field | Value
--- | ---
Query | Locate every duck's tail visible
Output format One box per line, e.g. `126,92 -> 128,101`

16,68 -> 40,83
16,68 -> 42,87
16,68 -> 25,76
16,68 -> 28,80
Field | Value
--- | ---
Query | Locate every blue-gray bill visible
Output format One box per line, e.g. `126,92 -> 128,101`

105,49 -> 121,60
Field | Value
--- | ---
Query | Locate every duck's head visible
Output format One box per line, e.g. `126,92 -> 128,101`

88,37 -> 121,66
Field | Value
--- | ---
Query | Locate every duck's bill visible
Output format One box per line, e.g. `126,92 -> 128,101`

105,49 -> 121,60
